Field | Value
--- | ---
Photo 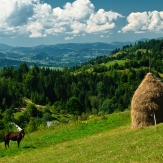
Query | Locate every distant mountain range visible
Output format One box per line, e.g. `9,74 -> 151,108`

0,38 -> 162,68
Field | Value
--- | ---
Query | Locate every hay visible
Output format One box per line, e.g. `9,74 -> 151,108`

131,73 -> 163,128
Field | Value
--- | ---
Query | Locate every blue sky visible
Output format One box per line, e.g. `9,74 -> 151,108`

0,0 -> 163,47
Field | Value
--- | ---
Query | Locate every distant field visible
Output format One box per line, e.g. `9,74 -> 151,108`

48,67 -> 63,70
105,60 -> 126,67
1,111 -> 163,163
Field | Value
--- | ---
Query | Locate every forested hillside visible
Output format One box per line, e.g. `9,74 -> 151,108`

83,38 -> 163,73
0,38 -> 163,140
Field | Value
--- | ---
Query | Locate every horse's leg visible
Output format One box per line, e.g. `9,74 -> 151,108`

5,140 -> 9,148
4,140 -> 9,148
4,137 -> 7,148
4,141 -> 7,148
17,140 -> 20,147
8,140 -> 10,148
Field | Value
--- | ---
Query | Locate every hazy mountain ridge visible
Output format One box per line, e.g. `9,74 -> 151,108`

0,38 -> 158,68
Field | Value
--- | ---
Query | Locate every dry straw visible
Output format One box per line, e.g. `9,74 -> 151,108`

131,73 -> 163,128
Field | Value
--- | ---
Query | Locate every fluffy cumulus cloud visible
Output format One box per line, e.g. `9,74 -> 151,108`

0,0 -> 37,36
86,9 -> 122,33
122,11 -> 163,33
0,0 -> 123,38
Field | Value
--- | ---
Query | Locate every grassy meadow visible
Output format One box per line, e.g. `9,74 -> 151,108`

105,60 -> 126,67
1,111 -> 163,163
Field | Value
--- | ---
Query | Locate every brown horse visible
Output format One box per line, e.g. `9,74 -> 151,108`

4,129 -> 25,148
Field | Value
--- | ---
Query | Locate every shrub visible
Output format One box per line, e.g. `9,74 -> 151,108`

26,117 -> 37,133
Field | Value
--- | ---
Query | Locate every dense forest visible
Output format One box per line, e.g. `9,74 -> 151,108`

0,38 -> 163,140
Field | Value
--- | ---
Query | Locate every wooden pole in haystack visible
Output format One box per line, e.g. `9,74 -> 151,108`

153,111 -> 156,125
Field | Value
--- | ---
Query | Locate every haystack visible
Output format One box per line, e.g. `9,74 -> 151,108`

131,73 -> 163,128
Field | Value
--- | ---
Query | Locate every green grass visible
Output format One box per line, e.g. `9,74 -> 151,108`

1,111 -> 163,162
105,60 -> 126,67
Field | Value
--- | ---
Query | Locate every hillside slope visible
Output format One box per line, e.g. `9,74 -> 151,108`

1,111 -> 163,163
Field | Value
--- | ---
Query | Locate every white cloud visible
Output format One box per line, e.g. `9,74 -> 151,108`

53,0 -> 94,21
122,11 -> 163,33
86,9 -> 123,33
0,0 -> 39,37
7,1 -> 34,26
100,34 -> 110,38
65,36 -> 74,40
0,0 -> 123,38
27,22 -> 45,38
69,21 -> 87,34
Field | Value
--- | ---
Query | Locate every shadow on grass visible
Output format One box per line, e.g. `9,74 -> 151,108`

23,146 -> 36,149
